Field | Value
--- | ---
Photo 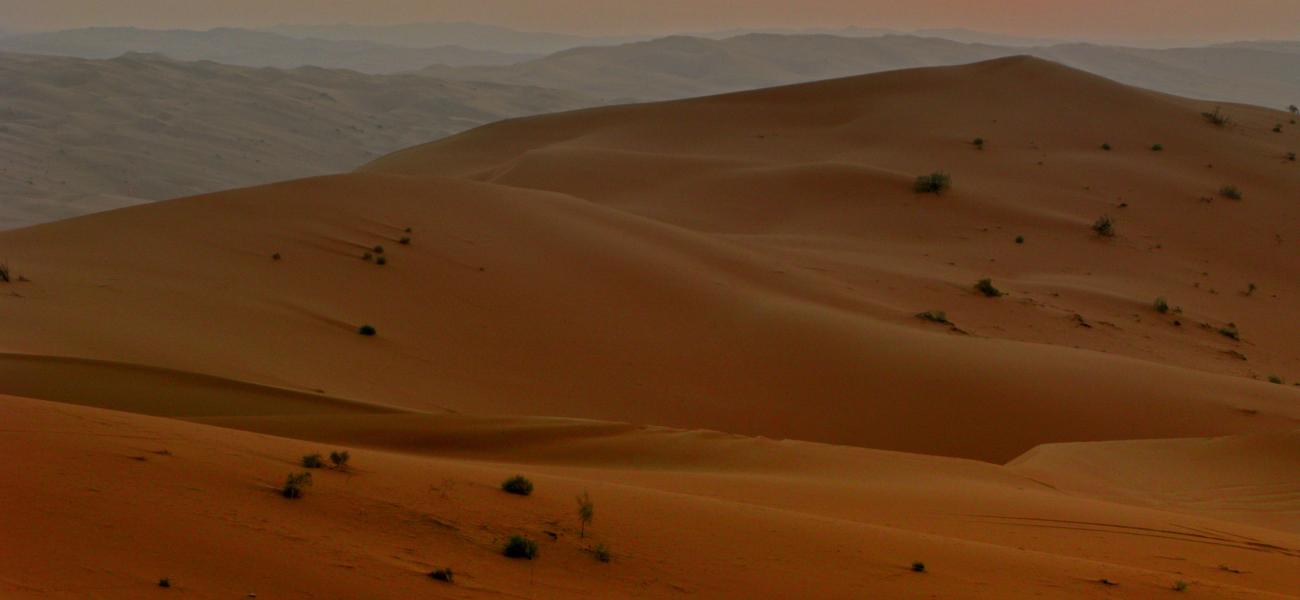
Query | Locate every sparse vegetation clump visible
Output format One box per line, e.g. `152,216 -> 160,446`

271,252 -> 281,261
1174,580 -> 1189,592
329,450 -> 350,469
972,137 -> 985,150
1218,185 -> 1242,200
372,245 -> 385,254
301,453 -> 324,468
1201,107 -> 1229,126
1015,235 -> 1025,244
158,578 -> 171,588
1151,143 -> 1164,152
1268,374 -> 1284,384
0,262 -> 8,283
501,475 -> 534,496
358,324 -> 377,336
916,310 -> 950,324
1092,215 -> 1116,237
1291,104 -> 1299,116
399,236 -> 411,245
592,544 -> 611,562
1274,124 -> 1284,133
911,561 -> 927,573
913,172 -> 951,194
376,255 -> 388,266
428,567 -> 454,582
577,491 -> 595,538
362,252 -> 373,261
1287,152 -> 1297,162
1219,323 -> 1241,341
282,471 -> 313,499
1101,142 -> 1111,151
503,535 -> 538,559
974,278 -> 1002,298
1154,297 -> 1170,314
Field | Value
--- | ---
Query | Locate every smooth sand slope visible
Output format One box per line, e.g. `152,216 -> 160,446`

0,57 -> 1297,597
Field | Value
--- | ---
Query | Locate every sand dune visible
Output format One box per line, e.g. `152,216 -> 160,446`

0,51 -> 591,228
2,57 -> 1298,597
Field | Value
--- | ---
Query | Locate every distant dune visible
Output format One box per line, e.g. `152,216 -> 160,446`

0,26 -> 534,72
0,51 -> 591,228
1,57 -> 1297,598
419,33 -> 1300,108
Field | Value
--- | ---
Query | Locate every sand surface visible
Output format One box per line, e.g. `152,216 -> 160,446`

0,57 -> 1297,597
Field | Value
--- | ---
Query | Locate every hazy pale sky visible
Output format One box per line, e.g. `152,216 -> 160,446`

3,0 -> 1299,42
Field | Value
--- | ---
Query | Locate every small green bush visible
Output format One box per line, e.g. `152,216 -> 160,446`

1092,215 -> 1115,237
1219,323 -> 1240,340
503,535 -> 538,559
501,475 -> 534,496
972,137 -> 985,149
429,567 -> 454,582
1154,297 -> 1169,313
271,252 -> 281,261
913,172 -> 951,194
592,544 -> 611,562
282,471 -> 313,499
376,256 -> 388,266
329,450 -> 350,469
1015,235 -> 1024,244
974,278 -> 1002,298
1101,143 -> 1111,151
1151,143 -> 1164,151
911,561 -> 926,573
1273,124 -> 1283,133
399,236 -> 411,245
1202,107 -> 1229,126
1268,374 -> 1283,384
404,227 -> 413,233
577,491 -> 595,538
358,324 -> 377,336
301,453 -> 324,468
916,310 -> 949,324
1287,152 -> 1297,162
158,578 -> 171,588
1219,185 -> 1242,200
1174,580 -> 1189,592
372,245 -> 385,254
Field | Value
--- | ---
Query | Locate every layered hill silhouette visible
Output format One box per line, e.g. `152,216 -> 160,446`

419,33 -> 1300,108
1,57 -> 1298,598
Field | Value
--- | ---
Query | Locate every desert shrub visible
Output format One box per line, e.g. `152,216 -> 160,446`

972,137 -> 985,149
916,310 -> 949,324
301,453 -> 324,469
376,256 -> 388,266
1245,282 -> 1257,296
1151,143 -> 1164,151
913,172 -> 951,194
501,475 -> 534,496
399,236 -> 411,245
272,252 -> 281,261
1291,104 -> 1299,115
372,245 -> 385,254
1201,107 -> 1229,126
1219,185 -> 1242,200
577,491 -> 595,538
1174,580 -> 1189,592
358,324 -> 377,336
1268,374 -> 1284,384
404,227 -> 413,233
1101,142 -> 1112,151
158,578 -> 171,588
1092,215 -> 1116,237
282,471 -> 313,499
503,535 -> 538,559
1219,323 -> 1240,340
362,252 -> 373,261
1015,235 -> 1025,244
1287,152 -> 1297,162
1154,297 -> 1169,314
428,567 -> 454,582
974,278 -> 1002,298
592,544 -> 611,562
0,262 -> 8,283
1274,124 -> 1284,133
911,561 -> 926,573
329,450 -> 350,468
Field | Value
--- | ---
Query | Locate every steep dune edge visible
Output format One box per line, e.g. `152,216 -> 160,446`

4,394 -> 1299,599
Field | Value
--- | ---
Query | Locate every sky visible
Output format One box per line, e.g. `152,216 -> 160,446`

3,0 -> 1299,44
